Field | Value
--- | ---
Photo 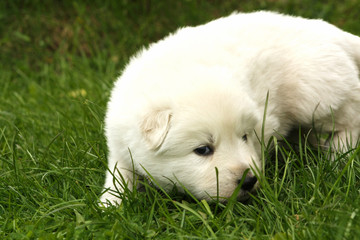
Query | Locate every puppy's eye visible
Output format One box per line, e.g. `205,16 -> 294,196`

194,145 -> 213,156
242,134 -> 248,142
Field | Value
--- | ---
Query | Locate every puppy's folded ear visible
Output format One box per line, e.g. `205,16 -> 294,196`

140,109 -> 172,149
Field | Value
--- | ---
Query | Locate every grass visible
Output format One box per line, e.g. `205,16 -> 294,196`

1,0 -> 360,239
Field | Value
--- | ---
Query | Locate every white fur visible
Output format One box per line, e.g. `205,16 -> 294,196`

100,11 -> 360,205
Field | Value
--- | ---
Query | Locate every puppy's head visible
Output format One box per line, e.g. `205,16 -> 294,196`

139,89 -> 263,201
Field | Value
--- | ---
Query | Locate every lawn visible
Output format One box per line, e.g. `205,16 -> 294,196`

1,0 -> 360,239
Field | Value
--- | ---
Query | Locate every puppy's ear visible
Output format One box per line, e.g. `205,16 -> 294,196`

140,109 -> 172,149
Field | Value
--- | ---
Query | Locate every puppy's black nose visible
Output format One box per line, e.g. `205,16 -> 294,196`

238,175 -> 257,191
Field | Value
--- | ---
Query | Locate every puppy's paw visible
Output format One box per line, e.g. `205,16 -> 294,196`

99,191 -> 122,208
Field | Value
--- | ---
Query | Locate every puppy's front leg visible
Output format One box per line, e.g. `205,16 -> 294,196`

327,96 -> 360,155
100,159 -> 134,206
331,129 -> 360,153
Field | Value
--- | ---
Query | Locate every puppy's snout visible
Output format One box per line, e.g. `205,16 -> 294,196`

238,175 -> 257,191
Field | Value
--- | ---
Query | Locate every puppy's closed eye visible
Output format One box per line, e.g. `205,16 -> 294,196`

194,145 -> 214,156
242,134 -> 248,142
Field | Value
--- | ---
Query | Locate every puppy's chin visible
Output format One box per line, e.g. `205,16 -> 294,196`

195,190 -> 255,204
186,183 -> 259,203
237,187 -> 258,202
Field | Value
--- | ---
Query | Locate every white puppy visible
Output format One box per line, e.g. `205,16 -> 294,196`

100,11 -> 360,205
